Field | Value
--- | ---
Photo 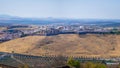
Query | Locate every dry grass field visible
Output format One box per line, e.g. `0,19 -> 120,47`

0,34 -> 120,57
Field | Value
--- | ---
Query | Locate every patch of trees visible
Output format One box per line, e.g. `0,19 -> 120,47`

109,31 -> 120,35
18,64 -> 29,68
67,57 -> 106,68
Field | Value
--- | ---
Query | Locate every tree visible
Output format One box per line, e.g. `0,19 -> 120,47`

67,57 -> 80,68
81,62 -> 106,68
18,64 -> 29,68
95,63 -> 106,68
84,62 -> 95,68
23,64 -> 29,68
117,64 -> 120,68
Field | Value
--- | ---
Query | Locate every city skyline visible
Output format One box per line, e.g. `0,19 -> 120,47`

0,0 -> 120,19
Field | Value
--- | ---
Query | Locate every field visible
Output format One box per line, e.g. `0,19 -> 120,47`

0,34 -> 120,57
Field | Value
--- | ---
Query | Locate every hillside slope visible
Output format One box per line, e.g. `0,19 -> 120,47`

0,34 -> 120,57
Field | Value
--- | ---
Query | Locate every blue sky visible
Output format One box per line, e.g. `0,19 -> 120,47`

0,0 -> 120,19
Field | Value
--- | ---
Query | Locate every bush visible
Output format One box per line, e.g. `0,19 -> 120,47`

67,57 -> 80,68
18,64 -> 29,68
81,62 -> 106,68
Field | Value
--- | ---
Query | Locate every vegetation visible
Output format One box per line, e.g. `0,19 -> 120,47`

107,29 -> 120,34
67,57 -> 80,68
67,57 -> 106,68
109,31 -> 120,34
81,62 -> 106,68
18,64 -> 29,68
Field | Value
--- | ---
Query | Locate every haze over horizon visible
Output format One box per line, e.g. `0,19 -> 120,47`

0,0 -> 120,19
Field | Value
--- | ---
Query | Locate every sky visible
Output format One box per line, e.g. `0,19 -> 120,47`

0,0 -> 120,19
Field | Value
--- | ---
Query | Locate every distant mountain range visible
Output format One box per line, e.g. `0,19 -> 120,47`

0,14 -> 120,27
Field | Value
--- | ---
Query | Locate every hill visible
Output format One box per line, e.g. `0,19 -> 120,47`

0,34 -> 120,57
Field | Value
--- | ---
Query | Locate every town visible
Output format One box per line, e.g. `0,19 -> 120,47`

0,24 -> 120,43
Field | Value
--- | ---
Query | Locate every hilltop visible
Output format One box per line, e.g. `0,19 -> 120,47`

0,34 -> 120,57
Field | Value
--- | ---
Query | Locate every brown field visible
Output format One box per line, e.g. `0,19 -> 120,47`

0,34 -> 120,57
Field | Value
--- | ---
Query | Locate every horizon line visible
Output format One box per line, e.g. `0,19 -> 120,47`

0,14 -> 120,20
